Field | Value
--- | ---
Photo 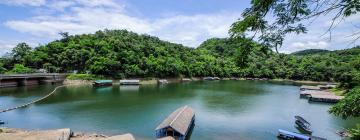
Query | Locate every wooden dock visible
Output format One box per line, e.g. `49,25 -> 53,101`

300,85 -> 321,91
299,89 -> 344,103
309,94 -> 344,103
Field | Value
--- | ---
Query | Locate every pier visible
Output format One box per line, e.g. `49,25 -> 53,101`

0,73 -> 66,88
299,85 -> 344,103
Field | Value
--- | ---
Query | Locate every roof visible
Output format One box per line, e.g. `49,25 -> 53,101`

94,80 -> 113,83
155,106 -> 195,135
156,136 -> 175,140
120,80 -> 140,83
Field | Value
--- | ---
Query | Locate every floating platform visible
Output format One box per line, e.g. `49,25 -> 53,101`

309,94 -> 344,103
155,105 -> 195,140
300,90 -> 344,103
93,80 -> 113,87
120,80 -> 140,85
300,85 -> 321,91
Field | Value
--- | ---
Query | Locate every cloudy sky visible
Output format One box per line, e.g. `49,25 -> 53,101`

0,0 -> 359,55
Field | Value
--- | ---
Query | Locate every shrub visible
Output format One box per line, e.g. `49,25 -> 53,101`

66,74 -> 103,80
6,64 -> 33,74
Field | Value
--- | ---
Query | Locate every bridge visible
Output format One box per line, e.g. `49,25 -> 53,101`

0,73 -> 67,88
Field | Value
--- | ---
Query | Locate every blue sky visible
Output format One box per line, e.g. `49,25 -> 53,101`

0,0 -> 359,55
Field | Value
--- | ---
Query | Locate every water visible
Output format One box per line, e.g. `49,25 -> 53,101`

0,80 -> 358,140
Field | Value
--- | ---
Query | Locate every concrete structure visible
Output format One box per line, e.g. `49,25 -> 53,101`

0,73 -> 66,88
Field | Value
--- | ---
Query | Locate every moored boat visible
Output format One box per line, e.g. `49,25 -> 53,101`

278,129 -> 310,140
119,80 -> 140,85
295,116 -> 312,134
155,105 -> 195,140
0,120 -> 4,125
203,77 -> 214,80
92,80 -> 113,87
158,79 -> 169,84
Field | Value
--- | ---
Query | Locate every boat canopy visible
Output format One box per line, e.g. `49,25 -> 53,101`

94,80 -> 113,83
155,106 -> 195,135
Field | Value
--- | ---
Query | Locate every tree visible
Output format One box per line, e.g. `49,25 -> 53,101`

230,0 -> 360,52
0,62 -> 6,74
11,42 -> 32,63
330,87 -> 360,119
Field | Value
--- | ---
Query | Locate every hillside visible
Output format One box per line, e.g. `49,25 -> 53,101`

292,49 -> 329,55
0,30 -> 359,84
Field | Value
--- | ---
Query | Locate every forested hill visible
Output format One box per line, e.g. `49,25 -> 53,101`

0,30 -> 359,86
291,49 -> 329,55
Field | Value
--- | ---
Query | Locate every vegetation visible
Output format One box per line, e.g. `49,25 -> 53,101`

66,74 -> 102,80
349,124 -> 360,139
6,64 -> 33,74
330,87 -> 360,119
291,49 -> 330,56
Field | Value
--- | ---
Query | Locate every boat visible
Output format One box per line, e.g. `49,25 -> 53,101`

278,129 -> 327,140
213,77 -> 220,80
0,120 -> 4,125
295,116 -> 312,134
155,106 -> 195,140
278,129 -> 310,140
203,77 -> 214,80
158,79 -> 169,84
119,80 -> 140,85
92,80 -> 113,87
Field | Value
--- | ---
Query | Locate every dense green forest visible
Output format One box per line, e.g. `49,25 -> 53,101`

0,30 -> 359,87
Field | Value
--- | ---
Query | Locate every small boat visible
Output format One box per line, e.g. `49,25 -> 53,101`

213,77 -> 220,80
93,80 -> 113,87
158,79 -> 169,84
278,129 -> 310,140
120,80 -> 140,85
295,116 -> 312,134
203,77 -> 214,81
0,120 -> 4,125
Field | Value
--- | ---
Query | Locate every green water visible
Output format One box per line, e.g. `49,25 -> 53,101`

0,80 -> 358,140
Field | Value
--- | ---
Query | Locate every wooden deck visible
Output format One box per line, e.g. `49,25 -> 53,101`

300,90 -> 344,103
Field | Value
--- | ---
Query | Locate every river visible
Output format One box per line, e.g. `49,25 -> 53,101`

0,80 -> 358,140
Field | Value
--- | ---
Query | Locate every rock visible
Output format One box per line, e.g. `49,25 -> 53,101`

106,133 -> 135,140
0,128 -> 71,140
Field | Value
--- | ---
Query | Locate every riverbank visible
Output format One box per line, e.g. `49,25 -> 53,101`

63,77 -> 338,86
0,128 -> 135,140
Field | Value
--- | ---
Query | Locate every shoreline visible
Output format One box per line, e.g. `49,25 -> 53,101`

62,77 -> 338,86
0,128 -> 135,140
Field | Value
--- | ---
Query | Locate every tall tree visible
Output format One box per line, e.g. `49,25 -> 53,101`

11,42 -> 32,64
230,0 -> 360,52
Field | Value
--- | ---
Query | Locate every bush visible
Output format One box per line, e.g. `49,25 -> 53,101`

6,64 -> 33,74
329,87 -> 360,119
66,74 -> 103,80
349,124 -> 360,140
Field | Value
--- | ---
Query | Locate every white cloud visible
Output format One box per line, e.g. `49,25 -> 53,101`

0,0 -> 46,6
0,41 -> 16,56
4,0 -> 239,47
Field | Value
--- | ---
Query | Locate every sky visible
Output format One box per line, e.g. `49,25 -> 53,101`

0,0 -> 359,55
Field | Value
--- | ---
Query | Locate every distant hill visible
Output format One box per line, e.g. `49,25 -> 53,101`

291,49 -> 329,55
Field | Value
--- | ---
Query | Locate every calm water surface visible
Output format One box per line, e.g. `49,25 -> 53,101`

0,80 -> 359,140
